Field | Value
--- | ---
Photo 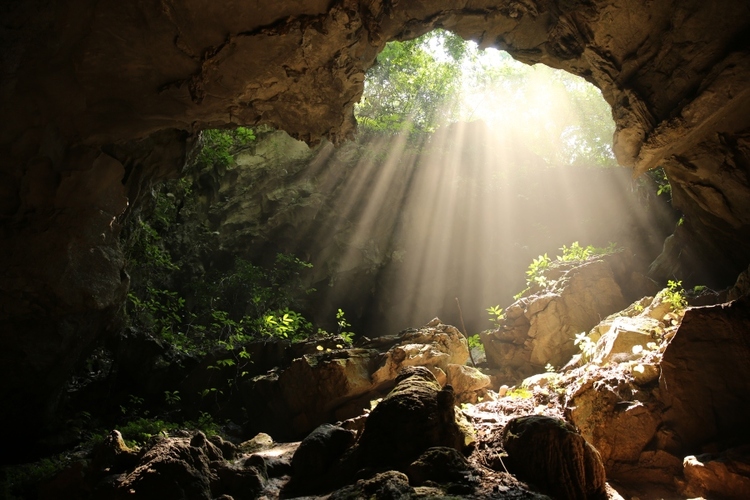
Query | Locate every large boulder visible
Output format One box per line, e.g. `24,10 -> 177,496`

343,366 -> 470,473
289,423 -> 357,494
445,364 -> 491,404
371,318 -> 469,387
568,377 -> 664,476
111,435 -> 220,500
501,415 -> 607,500
278,348 -> 379,434
660,296 -> 750,450
482,257 -> 628,383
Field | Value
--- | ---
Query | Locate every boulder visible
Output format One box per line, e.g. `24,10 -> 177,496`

660,296 -> 750,449
329,470 -> 414,500
405,447 -> 476,487
278,348 -> 379,434
482,258 -> 627,383
592,316 -> 662,365
445,364 -> 491,402
501,415 -> 607,500
680,448 -> 750,498
371,318 -> 469,387
568,379 -> 661,472
289,423 -> 356,494
112,436 -> 218,500
343,366 -> 470,473
90,430 -> 139,475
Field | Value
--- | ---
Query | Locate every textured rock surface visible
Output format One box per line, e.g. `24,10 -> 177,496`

660,296 -> 750,449
501,415 -> 607,500
344,366 -> 469,472
446,364 -> 492,403
2,0 -> 750,453
569,377 -> 662,472
371,318 -> 470,387
680,448 -> 750,498
289,423 -> 356,494
482,257 -> 628,382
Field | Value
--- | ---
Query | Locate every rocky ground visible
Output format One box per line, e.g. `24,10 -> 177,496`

5,256 -> 750,499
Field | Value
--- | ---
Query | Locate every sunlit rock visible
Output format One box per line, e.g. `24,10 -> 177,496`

591,316 -> 662,365
568,376 -> 662,472
371,318 -> 469,387
445,363 -> 491,403
482,257 -> 628,383
277,348 -> 379,435
680,449 -> 750,498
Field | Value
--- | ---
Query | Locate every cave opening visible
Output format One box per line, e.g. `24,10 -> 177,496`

2,3 -> 750,498
128,30 -> 677,349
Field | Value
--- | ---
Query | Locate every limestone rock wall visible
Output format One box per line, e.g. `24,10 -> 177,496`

1,0 -> 750,454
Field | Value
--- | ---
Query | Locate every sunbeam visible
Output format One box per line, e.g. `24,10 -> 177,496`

284,31 -> 676,336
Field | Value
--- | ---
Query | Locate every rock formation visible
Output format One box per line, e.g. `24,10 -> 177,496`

501,415 -> 607,500
1,0 -> 750,460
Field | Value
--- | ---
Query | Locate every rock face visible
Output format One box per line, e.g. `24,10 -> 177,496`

2,0 -> 750,454
482,256 -> 629,383
660,296 -> 750,450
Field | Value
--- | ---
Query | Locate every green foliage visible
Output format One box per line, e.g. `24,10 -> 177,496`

197,127 -> 256,168
486,305 -> 505,326
164,390 -> 181,406
336,308 -> 355,344
664,280 -> 688,311
525,253 -> 551,288
258,308 -> 312,342
557,241 -> 620,262
127,250 -> 318,356
574,332 -> 597,362
356,29 -> 468,134
514,242 -> 621,299
506,387 -> 533,399
649,166 -> 672,199
467,334 -> 485,354
1,454 -> 70,500
118,417 -> 178,446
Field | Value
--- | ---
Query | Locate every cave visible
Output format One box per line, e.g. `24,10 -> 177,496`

2,1 -> 750,498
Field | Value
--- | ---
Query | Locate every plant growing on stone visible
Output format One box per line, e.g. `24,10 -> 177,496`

557,241 -> 620,262
664,280 -> 688,311
526,253 -> 551,287
487,305 -> 505,326
467,334 -> 485,354
336,308 -> 355,344
574,332 -> 597,363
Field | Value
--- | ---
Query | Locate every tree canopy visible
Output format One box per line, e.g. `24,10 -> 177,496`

355,29 -> 618,168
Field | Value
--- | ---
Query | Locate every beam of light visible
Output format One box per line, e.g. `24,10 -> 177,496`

288,40 -> 676,336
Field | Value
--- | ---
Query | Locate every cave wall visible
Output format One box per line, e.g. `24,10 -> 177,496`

1,0 -> 749,454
